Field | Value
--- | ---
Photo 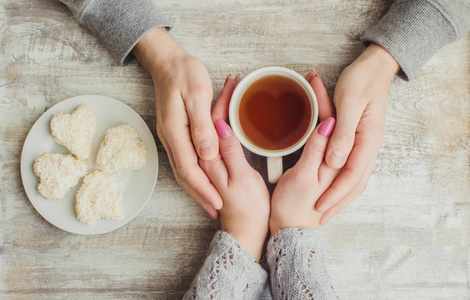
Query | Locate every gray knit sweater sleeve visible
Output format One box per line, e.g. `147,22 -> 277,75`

267,228 -> 339,300
361,0 -> 470,81
59,0 -> 170,64
183,231 -> 268,300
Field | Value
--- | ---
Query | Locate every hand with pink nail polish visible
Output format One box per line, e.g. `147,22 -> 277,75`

133,28 -> 223,219
269,118 -> 340,235
268,70 -> 338,235
200,119 -> 270,261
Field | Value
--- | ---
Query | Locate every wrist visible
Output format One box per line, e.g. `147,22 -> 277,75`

361,43 -> 400,80
132,27 -> 187,77
269,214 -> 320,237
227,227 -> 268,262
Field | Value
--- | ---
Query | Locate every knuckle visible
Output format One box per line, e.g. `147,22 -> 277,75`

346,170 -> 362,186
191,122 -> 212,140
174,172 -> 184,186
337,132 -> 355,147
175,164 -> 192,181
334,94 -> 354,106
328,183 -> 341,195
189,85 -> 213,102
220,142 -> 239,155
307,141 -> 327,155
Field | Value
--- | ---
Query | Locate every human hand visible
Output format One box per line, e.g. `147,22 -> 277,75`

315,43 -> 399,225
269,71 -> 338,235
199,76 -> 270,261
133,28 -> 222,218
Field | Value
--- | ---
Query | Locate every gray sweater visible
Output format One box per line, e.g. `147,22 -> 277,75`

59,0 -> 470,81
183,228 -> 338,300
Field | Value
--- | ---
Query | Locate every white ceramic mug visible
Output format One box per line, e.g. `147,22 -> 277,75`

229,67 -> 319,184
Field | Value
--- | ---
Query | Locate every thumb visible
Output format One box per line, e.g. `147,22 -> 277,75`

325,99 -> 364,169
186,95 -> 219,161
214,119 -> 248,178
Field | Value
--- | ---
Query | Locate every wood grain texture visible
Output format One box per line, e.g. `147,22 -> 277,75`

1,0 -> 469,299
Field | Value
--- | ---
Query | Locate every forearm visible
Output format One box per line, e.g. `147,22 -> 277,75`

132,28 -> 187,77
183,230 -> 268,300
361,0 -> 470,81
267,228 -> 338,300
59,0 -> 171,64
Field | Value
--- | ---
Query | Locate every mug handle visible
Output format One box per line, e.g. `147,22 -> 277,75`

267,156 -> 283,184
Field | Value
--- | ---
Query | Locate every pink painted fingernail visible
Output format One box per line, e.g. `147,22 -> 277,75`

215,119 -> 231,138
224,74 -> 231,86
318,117 -> 335,137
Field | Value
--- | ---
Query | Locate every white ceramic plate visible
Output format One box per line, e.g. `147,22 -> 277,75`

21,95 -> 158,235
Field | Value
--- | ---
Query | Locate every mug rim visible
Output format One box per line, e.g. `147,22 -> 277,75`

229,66 -> 319,157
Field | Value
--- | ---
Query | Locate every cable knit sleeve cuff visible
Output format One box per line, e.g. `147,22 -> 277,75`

210,231 -> 267,276
360,0 -> 456,81
79,0 -> 171,65
267,227 -> 323,258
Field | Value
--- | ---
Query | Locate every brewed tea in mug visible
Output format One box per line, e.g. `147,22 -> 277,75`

238,75 -> 312,150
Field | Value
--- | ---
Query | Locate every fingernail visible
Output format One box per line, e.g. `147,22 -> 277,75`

317,202 -> 332,214
315,71 -> 324,85
199,142 -> 216,159
234,74 -> 241,83
318,117 -> 335,137
215,119 -> 231,139
224,74 -> 231,86
329,151 -> 345,168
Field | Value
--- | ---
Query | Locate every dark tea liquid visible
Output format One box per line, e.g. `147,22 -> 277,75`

239,75 -> 311,150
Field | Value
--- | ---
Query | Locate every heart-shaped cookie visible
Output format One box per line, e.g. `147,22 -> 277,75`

75,171 -> 123,224
50,105 -> 96,160
96,124 -> 147,173
33,153 -> 87,199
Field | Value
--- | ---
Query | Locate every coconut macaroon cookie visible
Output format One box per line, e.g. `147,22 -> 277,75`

75,170 -> 123,224
96,124 -> 147,173
50,105 -> 96,160
33,153 -> 87,199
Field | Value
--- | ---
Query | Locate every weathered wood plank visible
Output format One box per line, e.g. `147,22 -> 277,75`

1,0 -> 469,299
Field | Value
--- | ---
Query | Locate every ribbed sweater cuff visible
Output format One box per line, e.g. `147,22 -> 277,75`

80,0 -> 171,65
361,0 -> 456,81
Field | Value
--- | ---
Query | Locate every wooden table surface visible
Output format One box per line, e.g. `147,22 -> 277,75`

1,0 -> 469,299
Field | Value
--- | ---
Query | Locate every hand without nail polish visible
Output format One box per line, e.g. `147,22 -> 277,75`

328,151 -> 345,168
